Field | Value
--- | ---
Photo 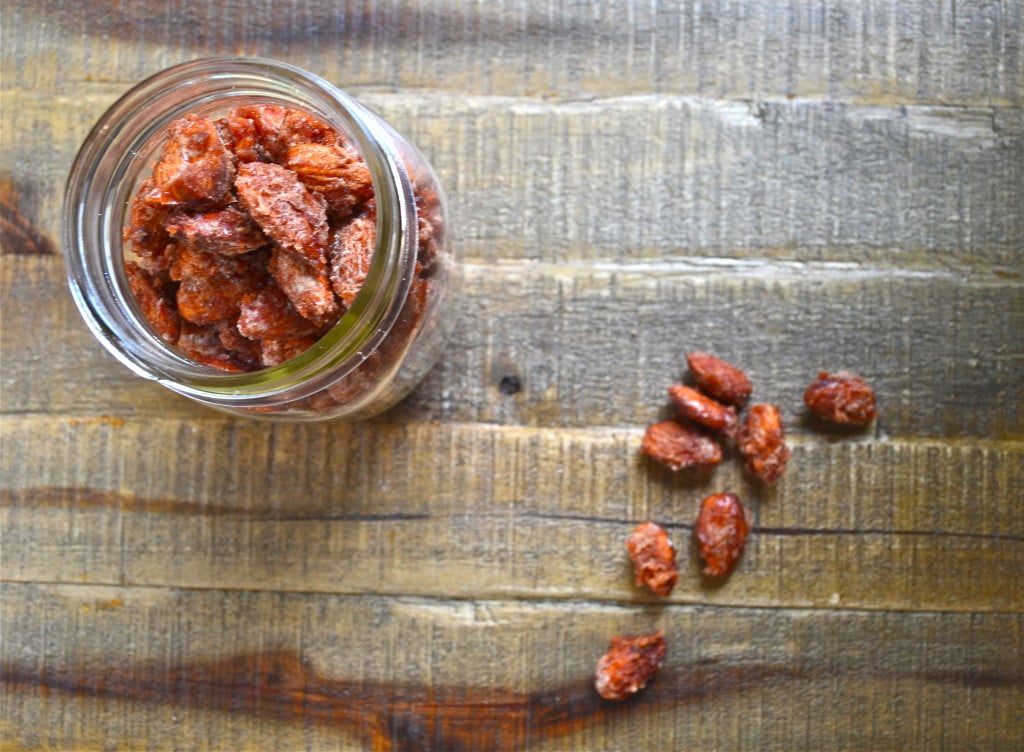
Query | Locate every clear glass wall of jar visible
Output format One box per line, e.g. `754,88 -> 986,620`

63,57 -> 454,421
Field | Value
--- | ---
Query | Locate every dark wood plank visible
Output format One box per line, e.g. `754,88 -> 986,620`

2,583 -> 1021,751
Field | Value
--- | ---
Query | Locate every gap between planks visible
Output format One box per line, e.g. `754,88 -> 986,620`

3,413 -> 1023,451
2,579 -> 1020,619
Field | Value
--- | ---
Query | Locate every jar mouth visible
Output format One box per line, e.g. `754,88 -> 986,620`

64,57 -> 417,405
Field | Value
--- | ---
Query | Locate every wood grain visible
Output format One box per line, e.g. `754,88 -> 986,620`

2,417 -> 1021,613
2,1 -> 1022,749
3,583 -> 1022,751
3,90 -> 1023,270
4,256 -> 1022,438
4,0 -> 1022,105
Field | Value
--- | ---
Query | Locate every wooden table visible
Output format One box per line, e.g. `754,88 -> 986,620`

2,2 -> 1022,749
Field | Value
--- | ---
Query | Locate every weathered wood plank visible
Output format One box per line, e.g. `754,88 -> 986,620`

4,0 -> 1022,105
399,96 -> 1024,270
2,583 -> 1022,751
2,417 -> 1021,612
4,256 -> 1021,438
415,264 -> 1024,438
3,90 -> 1022,271
3,5 -> 1022,751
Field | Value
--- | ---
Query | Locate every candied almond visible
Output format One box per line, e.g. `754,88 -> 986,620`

695,492 -> 751,577
231,104 -> 290,160
594,631 -> 667,701
165,205 -> 267,256
627,522 -> 678,597
668,384 -> 738,435
237,283 -> 320,341
215,321 -> 262,371
415,188 -> 444,272
285,142 -> 373,219
170,248 -> 266,326
123,179 -> 174,272
686,352 -> 752,407
804,371 -> 877,426
736,404 -> 790,485
215,114 -> 265,163
326,351 -> 383,405
125,262 -> 179,344
147,114 -> 235,208
260,336 -> 320,368
235,161 -> 329,266
280,108 -> 339,150
640,419 -> 722,471
328,211 -> 376,307
177,322 -> 249,372
382,274 -> 429,351
268,246 -> 338,324
176,278 -> 240,325
169,244 -> 262,283
230,104 -> 337,162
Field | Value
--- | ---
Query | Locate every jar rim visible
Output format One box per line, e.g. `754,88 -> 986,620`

63,56 -> 417,407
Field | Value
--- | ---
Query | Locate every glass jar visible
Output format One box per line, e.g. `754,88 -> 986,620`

63,57 -> 454,422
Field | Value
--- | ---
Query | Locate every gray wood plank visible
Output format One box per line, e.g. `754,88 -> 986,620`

5,257 -> 1020,438
410,263 -> 1024,438
3,91 -> 1022,271
4,0 -> 1022,105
